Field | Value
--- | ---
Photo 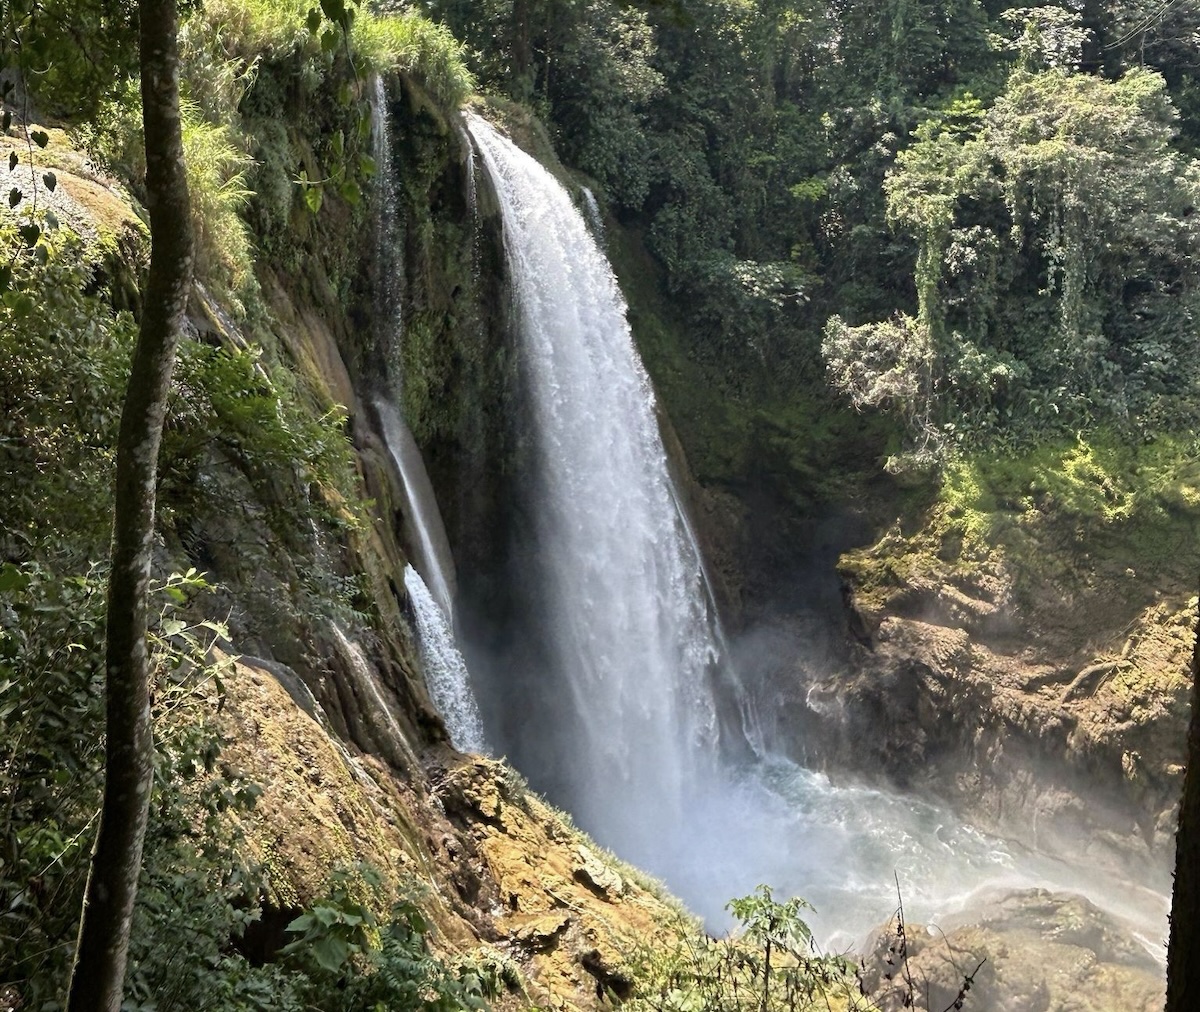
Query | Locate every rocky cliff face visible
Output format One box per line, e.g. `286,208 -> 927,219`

716,466 -> 1194,893
195,74 -> 689,1005
17,65 -> 688,1007
219,655 -> 682,1007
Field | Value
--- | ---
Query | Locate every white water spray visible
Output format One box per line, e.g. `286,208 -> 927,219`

465,114 -> 1169,950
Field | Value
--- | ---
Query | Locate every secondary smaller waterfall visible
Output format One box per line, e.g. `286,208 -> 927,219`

371,82 -> 488,756
374,399 -> 457,624
371,78 -> 404,390
404,565 -> 488,753
580,186 -> 604,240
373,401 -> 487,748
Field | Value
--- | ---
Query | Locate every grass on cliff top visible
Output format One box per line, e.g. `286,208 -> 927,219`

198,0 -> 474,106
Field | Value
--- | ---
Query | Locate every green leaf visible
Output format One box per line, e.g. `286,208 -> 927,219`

2,110 -> 10,131
199,619 -> 230,639
161,618 -> 186,638
0,265 -> 11,293
0,564 -> 30,594
18,223 -> 39,246
304,184 -> 323,214
8,187 -> 20,208
8,150 -> 17,171
358,153 -> 376,178
306,6 -> 322,33
331,130 -> 344,157
286,912 -> 315,933
42,171 -> 55,192
30,130 -> 48,149
319,0 -> 344,23
321,27 -> 339,52
336,82 -> 353,107
338,179 -> 361,206
312,933 -> 350,973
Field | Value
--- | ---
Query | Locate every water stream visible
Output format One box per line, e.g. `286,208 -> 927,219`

374,399 -> 458,623
404,564 -> 488,753
371,82 -> 486,747
462,112 -> 1170,950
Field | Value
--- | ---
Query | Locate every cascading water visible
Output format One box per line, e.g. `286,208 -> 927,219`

463,113 -> 1169,949
468,113 -> 723,869
580,186 -> 604,240
374,399 -> 458,623
404,565 -> 488,753
371,83 -> 486,746
371,77 -> 404,395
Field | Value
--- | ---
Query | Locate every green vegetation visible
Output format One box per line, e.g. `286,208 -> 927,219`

826,64 -> 1200,466
3,0 -> 1200,1004
625,886 -> 862,1012
1,1 -> 478,1001
430,0 -> 1200,564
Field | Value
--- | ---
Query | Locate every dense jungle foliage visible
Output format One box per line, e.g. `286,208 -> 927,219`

1,0 -> 1198,1006
435,0 -> 1199,441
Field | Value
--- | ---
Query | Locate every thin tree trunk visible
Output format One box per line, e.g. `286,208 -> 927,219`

1166,598 -> 1200,1011
66,1 -> 192,1008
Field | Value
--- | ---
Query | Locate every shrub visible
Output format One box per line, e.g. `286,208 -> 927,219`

183,106 -> 256,304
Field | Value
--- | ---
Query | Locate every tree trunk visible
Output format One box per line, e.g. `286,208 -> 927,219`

66,1 -> 193,1008
1166,599 -> 1200,1011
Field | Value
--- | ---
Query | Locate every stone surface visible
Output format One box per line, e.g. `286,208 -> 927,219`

861,889 -> 1164,1012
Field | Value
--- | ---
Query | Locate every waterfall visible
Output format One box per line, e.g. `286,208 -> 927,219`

371,77 -> 404,394
580,185 -> 604,240
468,113 -> 725,869
374,399 -> 457,623
404,565 -> 488,753
371,81 -> 486,748
461,113 -> 1170,950
459,124 -> 478,217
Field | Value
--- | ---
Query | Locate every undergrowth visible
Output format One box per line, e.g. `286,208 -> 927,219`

937,431 -> 1200,564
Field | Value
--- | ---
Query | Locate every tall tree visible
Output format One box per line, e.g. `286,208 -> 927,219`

65,0 -> 193,1007
1166,605 -> 1200,1010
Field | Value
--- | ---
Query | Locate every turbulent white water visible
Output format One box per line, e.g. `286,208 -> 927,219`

464,113 -> 1169,951
404,565 -> 488,753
